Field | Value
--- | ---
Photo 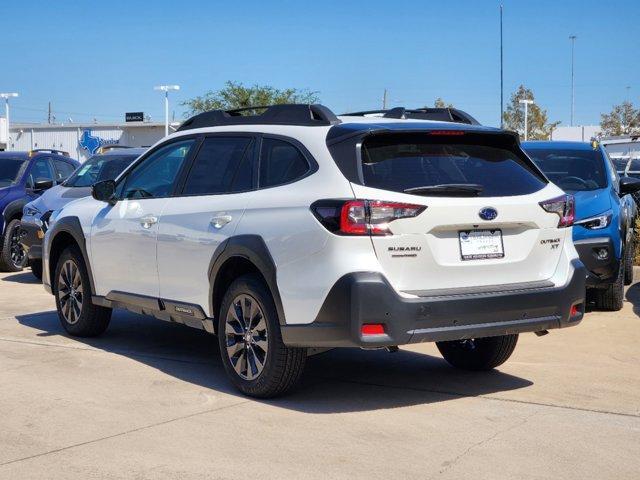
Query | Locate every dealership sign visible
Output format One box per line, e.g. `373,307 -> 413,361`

125,112 -> 144,122
79,130 -> 118,154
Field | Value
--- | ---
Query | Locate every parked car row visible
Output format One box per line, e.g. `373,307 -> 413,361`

2,104 -> 638,398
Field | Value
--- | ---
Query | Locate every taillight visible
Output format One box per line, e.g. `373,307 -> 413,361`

311,200 -> 426,236
539,194 -> 575,227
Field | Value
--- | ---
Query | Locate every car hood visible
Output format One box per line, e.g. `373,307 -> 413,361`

571,188 -> 612,221
31,185 -> 93,212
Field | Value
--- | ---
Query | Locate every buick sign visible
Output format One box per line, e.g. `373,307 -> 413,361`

479,207 -> 498,221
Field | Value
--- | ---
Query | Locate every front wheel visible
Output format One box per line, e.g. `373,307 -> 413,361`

54,246 -> 112,337
30,260 -> 43,280
594,263 -> 624,311
624,237 -> 635,286
436,334 -> 519,371
218,274 -> 306,398
0,219 -> 27,272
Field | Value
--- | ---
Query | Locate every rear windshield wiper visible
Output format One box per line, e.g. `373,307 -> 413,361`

404,184 -> 484,197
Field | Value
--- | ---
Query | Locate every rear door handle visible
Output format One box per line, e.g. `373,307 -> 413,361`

140,215 -> 158,229
211,214 -> 233,229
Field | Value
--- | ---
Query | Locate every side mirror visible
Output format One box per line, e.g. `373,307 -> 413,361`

92,180 -> 117,204
33,179 -> 54,191
619,176 -> 640,196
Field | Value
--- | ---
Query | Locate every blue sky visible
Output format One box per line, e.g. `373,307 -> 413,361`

2,0 -> 639,127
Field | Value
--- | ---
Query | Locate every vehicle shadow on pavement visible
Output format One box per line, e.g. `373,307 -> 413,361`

1,271 -> 41,284
15,309 -> 533,413
625,282 -> 640,316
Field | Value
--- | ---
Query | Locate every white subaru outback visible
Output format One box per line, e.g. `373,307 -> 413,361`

42,105 -> 586,397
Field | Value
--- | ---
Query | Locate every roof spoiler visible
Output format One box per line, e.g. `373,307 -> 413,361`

341,107 -> 481,126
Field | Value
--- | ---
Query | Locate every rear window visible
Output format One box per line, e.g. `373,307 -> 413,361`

525,148 -> 607,191
361,134 -> 546,197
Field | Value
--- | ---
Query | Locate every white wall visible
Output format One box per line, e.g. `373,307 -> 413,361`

551,125 -> 600,142
8,124 -> 165,162
0,117 -> 6,147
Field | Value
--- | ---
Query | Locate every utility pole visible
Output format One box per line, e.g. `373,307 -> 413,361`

500,3 -> 504,128
569,35 -> 577,126
48,102 -> 51,124
382,89 -> 388,110
519,99 -> 534,141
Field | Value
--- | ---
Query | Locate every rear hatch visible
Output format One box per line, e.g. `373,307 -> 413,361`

348,130 -> 570,293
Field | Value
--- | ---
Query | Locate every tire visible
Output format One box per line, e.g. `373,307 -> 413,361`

30,260 -> 43,281
594,262 -> 624,311
218,273 -> 306,398
0,219 -> 27,272
54,246 -> 112,337
624,238 -> 635,286
436,334 -> 519,371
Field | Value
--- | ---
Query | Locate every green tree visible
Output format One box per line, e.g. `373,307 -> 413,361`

502,85 -> 560,140
182,81 -> 320,116
433,97 -> 454,108
600,101 -> 640,136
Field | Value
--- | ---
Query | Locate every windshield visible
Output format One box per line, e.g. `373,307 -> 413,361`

525,148 -> 608,191
361,134 -> 546,197
64,154 -> 137,187
0,158 -> 27,188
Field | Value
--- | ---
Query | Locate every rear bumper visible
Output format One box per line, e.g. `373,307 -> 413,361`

19,221 -> 44,261
574,237 -> 620,287
281,260 -> 586,348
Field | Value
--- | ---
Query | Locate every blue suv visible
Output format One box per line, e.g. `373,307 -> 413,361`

0,150 -> 79,272
523,141 -> 640,310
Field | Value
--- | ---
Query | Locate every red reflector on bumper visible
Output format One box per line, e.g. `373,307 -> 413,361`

361,324 -> 385,335
570,305 -> 579,317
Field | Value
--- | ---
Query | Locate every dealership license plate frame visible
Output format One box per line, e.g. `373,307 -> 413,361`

458,229 -> 504,261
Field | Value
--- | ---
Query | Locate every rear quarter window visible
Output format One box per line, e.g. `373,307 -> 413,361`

361,133 -> 546,197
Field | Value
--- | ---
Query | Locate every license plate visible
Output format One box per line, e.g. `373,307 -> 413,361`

459,229 -> 504,260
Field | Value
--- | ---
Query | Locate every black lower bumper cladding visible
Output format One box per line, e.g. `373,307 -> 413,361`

281,260 -> 586,348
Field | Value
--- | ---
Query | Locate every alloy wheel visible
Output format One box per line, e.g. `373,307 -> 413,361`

9,225 -> 26,268
58,260 -> 83,325
224,294 -> 269,380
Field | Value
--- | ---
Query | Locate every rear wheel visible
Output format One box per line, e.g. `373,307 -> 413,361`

436,334 -> 518,371
54,246 -> 112,337
30,260 -> 43,280
624,238 -> 635,286
0,219 -> 27,272
594,263 -> 624,311
218,274 -> 306,398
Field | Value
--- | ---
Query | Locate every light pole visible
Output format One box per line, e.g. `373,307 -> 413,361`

569,35 -> 577,126
153,85 -> 180,137
519,99 -> 534,141
0,92 -> 19,149
500,3 -> 504,128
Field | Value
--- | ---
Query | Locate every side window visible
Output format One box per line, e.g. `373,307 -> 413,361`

182,137 -> 254,196
259,138 -> 310,188
119,139 -> 195,199
28,158 -> 55,188
53,160 -> 76,183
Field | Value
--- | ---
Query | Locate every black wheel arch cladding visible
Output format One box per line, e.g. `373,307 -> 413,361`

47,216 -> 96,294
208,235 -> 286,325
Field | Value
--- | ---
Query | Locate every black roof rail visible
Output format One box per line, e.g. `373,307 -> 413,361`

28,148 -> 70,157
177,104 -> 341,131
340,107 -> 481,126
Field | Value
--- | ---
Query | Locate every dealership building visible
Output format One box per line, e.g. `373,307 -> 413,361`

1,115 -> 170,162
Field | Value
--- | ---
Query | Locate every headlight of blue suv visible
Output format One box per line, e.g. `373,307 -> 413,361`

574,210 -> 613,230
24,205 -> 41,217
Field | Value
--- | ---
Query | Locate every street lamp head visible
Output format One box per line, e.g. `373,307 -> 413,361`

569,35 -> 577,41
154,85 -> 180,92
0,93 -> 19,99
518,99 -> 534,105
